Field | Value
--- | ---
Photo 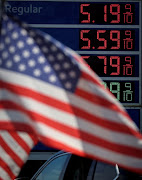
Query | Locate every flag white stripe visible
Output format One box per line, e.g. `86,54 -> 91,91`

0,167 -> 11,180
0,89 -> 79,127
0,73 -> 132,126
68,91 -> 138,131
0,131 -> 28,161
0,108 -> 36,127
38,122 -> 142,169
0,146 -> 20,176
78,78 -> 124,107
1,109 -> 142,150
0,69 -> 120,108
18,132 -> 35,149
1,90 -> 141,149
0,69 -> 132,127
0,69 -> 69,103
0,87 -> 134,130
0,88 -> 134,133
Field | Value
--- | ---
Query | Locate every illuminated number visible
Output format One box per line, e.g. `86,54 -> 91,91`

110,30 -> 120,49
81,56 -> 90,60
125,30 -> 132,38
123,4 -> 133,23
123,83 -> 133,101
80,4 -> 90,23
110,4 -> 120,23
80,30 -> 91,49
97,56 -> 107,74
123,56 -> 133,75
110,56 -> 120,75
123,30 -> 133,49
102,82 -> 107,89
81,56 -> 91,69
104,5 -> 107,22
110,82 -> 120,100
97,30 -> 107,49
125,4 -> 132,12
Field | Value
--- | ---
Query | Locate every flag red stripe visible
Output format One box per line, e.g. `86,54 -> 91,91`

1,101 -> 142,158
76,86 -> 129,117
39,133 -> 142,175
9,132 -> 35,155
0,81 -> 135,134
28,134 -> 38,145
0,80 -> 74,113
0,121 -> 36,134
37,115 -> 142,158
0,79 -> 126,117
0,136 -> 23,167
0,156 -> 16,179
81,72 -> 139,133
81,72 -> 132,119
80,67 -> 104,87
70,104 -> 137,135
0,99 -> 135,135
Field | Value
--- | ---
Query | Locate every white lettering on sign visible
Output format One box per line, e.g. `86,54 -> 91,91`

5,4 -> 43,15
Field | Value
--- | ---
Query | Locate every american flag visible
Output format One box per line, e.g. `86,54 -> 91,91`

1,14 -> 142,179
0,131 -> 37,180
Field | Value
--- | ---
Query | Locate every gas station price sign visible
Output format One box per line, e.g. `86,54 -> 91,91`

82,55 -> 138,77
79,29 -> 137,50
102,81 -> 139,103
6,1 -> 140,25
6,0 -> 142,129
80,3 -> 136,24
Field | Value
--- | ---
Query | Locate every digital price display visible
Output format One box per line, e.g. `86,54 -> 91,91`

5,1 -> 140,25
80,29 -> 136,50
31,28 -> 139,51
82,55 -> 138,77
6,0 -> 142,134
102,81 -> 139,103
80,3 -> 136,24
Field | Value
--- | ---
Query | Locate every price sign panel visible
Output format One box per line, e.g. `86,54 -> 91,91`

80,29 -> 137,50
82,55 -> 138,77
6,0 -> 142,141
80,3 -> 137,24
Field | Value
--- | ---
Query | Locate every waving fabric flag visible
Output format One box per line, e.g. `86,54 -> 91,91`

0,131 -> 37,180
1,14 -> 142,179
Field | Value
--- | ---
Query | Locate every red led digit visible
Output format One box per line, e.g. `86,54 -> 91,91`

110,30 -> 120,49
81,56 -> 91,69
81,56 -> 90,60
97,30 -> 107,49
104,5 -> 107,22
123,30 -> 133,49
123,56 -> 133,75
80,4 -> 90,23
125,56 -> 132,64
80,30 -> 91,49
125,4 -> 132,12
110,4 -> 120,23
97,56 -> 107,74
110,56 -> 120,75
124,4 -> 133,23
125,30 -> 132,38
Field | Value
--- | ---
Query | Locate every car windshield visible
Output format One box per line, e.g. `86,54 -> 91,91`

34,154 -> 69,180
